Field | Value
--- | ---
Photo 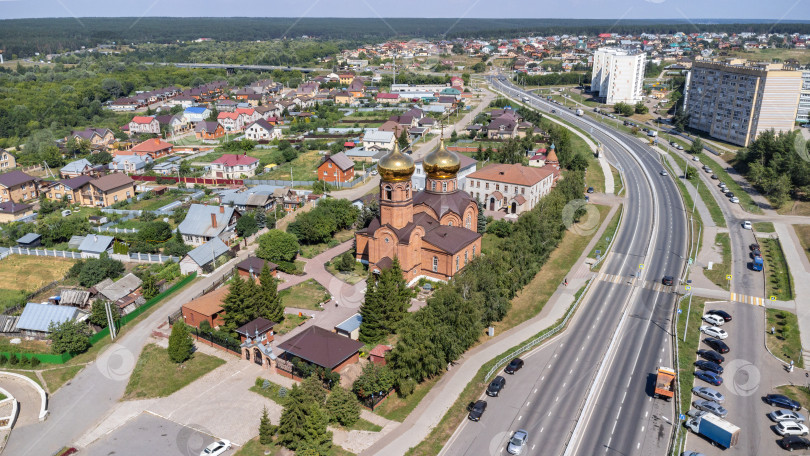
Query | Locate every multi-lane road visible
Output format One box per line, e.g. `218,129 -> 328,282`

441,76 -> 688,456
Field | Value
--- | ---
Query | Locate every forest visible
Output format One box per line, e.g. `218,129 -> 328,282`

2,17 -> 810,57
733,130 -> 810,207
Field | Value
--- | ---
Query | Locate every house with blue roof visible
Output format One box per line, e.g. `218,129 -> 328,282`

78,234 -> 114,258
60,159 -> 93,179
179,237 -> 231,275
17,303 -> 82,339
183,106 -> 211,123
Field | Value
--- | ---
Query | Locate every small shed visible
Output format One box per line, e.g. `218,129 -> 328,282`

68,235 -> 85,250
16,303 -> 81,339
58,289 -> 91,307
78,234 -> 114,258
235,256 -> 278,281
181,285 -> 228,329
369,344 -> 392,366
180,237 -> 231,275
334,313 -> 362,340
16,233 -> 41,248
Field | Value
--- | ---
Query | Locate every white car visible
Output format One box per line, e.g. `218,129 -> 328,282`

200,439 -> 232,456
692,156 -> 700,161
700,325 -> 728,340
660,170 -> 668,176
702,314 -> 725,326
770,409 -> 807,423
743,221 -> 753,230
776,420 -> 809,436
730,197 -> 740,204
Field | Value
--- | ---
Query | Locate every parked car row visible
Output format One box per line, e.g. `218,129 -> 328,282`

467,358 -> 528,454
691,311 -> 734,413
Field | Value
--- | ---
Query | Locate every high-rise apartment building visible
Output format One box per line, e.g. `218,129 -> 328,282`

590,48 -> 646,105
685,59 -> 802,146
797,70 -> 810,124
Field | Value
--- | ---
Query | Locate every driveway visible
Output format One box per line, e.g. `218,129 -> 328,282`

0,374 -> 43,427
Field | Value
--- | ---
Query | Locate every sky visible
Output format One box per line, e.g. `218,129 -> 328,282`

0,0 -> 809,21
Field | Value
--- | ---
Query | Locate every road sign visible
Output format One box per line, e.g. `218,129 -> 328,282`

688,258 -> 693,265
726,274 -> 732,280
639,264 -> 645,269
677,309 -> 682,314
680,414 -> 685,421
595,250 -> 601,255
770,295 -> 777,301
685,285 -> 692,291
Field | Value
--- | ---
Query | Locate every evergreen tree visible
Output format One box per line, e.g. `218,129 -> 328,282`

278,385 -> 308,451
259,406 -> 274,444
397,129 -> 409,150
359,257 -> 410,343
255,210 -> 267,229
222,275 -> 247,332
326,386 -> 360,427
477,200 -> 487,233
168,321 -> 193,363
299,405 -> 332,455
259,264 -> 284,324
300,375 -> 328,406
475,143 -> 483,161
242,276 -> 262,322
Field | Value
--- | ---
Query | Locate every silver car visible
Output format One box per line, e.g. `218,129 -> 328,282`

770,409 -> 807,423
692,386 -> 725,404
507,429 -> 528,455
693,400 -> 728,418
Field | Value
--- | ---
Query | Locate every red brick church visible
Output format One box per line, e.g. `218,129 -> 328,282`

355,140 -> 482,284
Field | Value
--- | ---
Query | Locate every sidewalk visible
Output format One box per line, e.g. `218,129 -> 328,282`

361,201 -> 619,455
773,223 -> 810,365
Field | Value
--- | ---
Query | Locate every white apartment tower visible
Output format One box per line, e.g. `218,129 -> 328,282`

797,70 -> 810,124
685,59 -> 802,146
590,48 -> 646,105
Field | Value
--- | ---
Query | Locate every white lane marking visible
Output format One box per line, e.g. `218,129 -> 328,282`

556,396 -> 559,402
616,407 -> 622,420
534,388 -> 538,393
569,369 -> 573,374
540,427 -> 544,433
622,392 -> 626,404
527,401 -> 531,406
541,376 -> 544,381
518,415 -> 522,421
575,357 -> 579,362
641,426 -> 645,432
645,411 -> 648,418
563,382 -> 567,388
532,445 -> 536,451
637,442 -> 641,449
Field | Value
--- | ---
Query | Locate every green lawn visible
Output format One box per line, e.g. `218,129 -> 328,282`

766,309 -> 804,368
698,155 -> 763,214
761,238 -> 794,301
250,377 -> 291,406
326,258 -> 368,285
346,417 -> 383,432
611,164 -> 624,196
279,279 -> 330,311
274,313 -> 309,336
776,386 -> 810,411
123,343 -> 225,400
793,225 -> 810,266
258,150 -> 323,182
374,375 -> 439,422
300,230 -> 355,259
0,289 -> 27,313
233,436 -> 279,456
676,296 -> 707,417
585,156 -> 605,193
753,222 -> 775,233
704,233 -> 731,290
41,365 -> 84,393
127,191 -> 186,211
694,176 -> 726,226
589,205 -> 622,271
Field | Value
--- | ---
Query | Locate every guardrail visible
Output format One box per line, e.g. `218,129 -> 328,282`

484,276 -> 595,381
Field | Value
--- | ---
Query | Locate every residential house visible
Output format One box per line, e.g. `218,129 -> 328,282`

338,72 -> 356,85
317,152 -> 355,184
152,162 -> 180,176
217,112 -> 244,132
450,76 -> 464,90
108,155 -> 151,174
343,146 -> 387,164
466,163 -> 558,216
195,121 -> 225,140
235,256 -> 278,281
155,114 -> 190,136
362,130 -> 396,151
183,106 -> 211,123
219,185 -> 278,211
485,112 -> 520,139
277,326 -> 364,374
210,154 -> 259,179
44,175 -> 94,203
0,201 -> 33,223
16,303 -> 81,340
128,138 -> 174,159
375,92 -> 400,103
78,234 -> 114,258
93,273 -> 144,314
334,313 -> 362,340
0,148 -> 16,171
128,116 -> 160,135
244,119 -> 281,142
83,173 -> 136,207
60,159 -> 94,179
179,237 -> 232,274
235,107 -> 261,125
0,171 -> 38,203
378,120 -> 408,139
333,91 -> 353,105
181,285 -> 227,329
178,204 -> 240,246
69,128 -> 116,148
413,153 -> 477,191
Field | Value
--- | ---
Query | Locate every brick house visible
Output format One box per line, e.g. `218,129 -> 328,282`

0,148 -> 16,171
277,326 -> 364,374
235,256 -> 278,281
83,173 -> 136,207
128,116 -> 160,135
195,121 -> 225,140
210,154 -> 259,179
466,162 -> 557,215
317,152 -> 355,184
217,112 -> 244,132
181,286 -> 227,329
43,175 -> 94,203
128,138 -> 174,159
235,107 -> 261,125
0,200 -> 33,223
69,128 -> 116,148
0,170 -> 38,203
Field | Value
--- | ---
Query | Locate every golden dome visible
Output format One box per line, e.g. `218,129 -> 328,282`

423,138 -> 461,179
377,143 -> 415,182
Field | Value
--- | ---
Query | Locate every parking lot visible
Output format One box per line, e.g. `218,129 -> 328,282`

83,412 -> 235,456
682,301 -> 802,455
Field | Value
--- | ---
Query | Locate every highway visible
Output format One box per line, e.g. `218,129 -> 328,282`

441,76 -> 687,456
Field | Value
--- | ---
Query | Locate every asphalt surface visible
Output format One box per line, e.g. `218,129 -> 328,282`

441,77 -> 687,456
83,412 -> 236,456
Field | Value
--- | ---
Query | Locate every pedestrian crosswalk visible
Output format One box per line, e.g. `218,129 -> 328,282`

593,273 -> 768,306
729,293 -> 765,307
594,272 -> 671,292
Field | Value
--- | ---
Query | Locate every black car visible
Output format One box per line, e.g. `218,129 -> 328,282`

751,249 -> 761,258
695,360 -> 724,374
766,394 -> 802,411
662,276 -> 674,286
780,435 -> 810,451
750,243 -> 761,251
705,338 -> 730,354
707,310 -> 732,322
487,376 -> 506,397
468,400 -> 487,421
587,187 -> 595,193
697,349 -> 725,364
504,358 -> 524,374
711,174 -> 718,179
726,192 -> 735,198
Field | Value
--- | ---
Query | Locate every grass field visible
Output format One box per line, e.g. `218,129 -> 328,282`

585,156 -> 605,193
704,233 -> 731,290
611,164 -> 624,196
589,205 -> 622,271
126,191 -> 185,211
300,229 -> 355,259
753,222 -> 775,233
41,365 -> 85,393
123,343 -> 225,400
279,279 -> 330,311
676,296 -> 707,417
699,155 -> 763,214
326,258 -> 368,285
777,200 -> 810,216
793,225 -> 810,266
374,375 -> 439,422
0,255 -> 76,311
760,238 -> 794,301
273,313 -> 309,335
766,309 -> 804,368
259,150 -> 323,182
233,436 -> 279,456
671,152 -> 725,226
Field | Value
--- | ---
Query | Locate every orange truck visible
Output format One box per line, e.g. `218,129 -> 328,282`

654,366 -> 676,401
